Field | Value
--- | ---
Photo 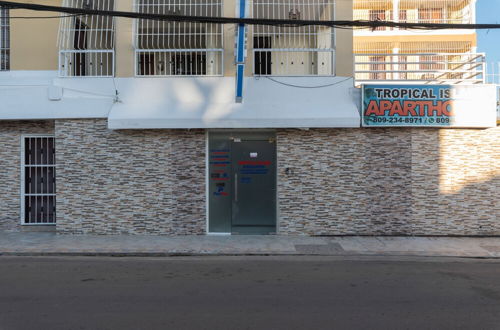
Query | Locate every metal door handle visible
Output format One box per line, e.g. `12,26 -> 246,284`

235,173 -> 238,202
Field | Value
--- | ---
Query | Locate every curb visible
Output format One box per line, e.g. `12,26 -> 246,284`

0,251 -> 498,259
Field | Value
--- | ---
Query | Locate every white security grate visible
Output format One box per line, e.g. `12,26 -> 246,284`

134,0 -> 223,76
22,137 -> 56,225
58,0 -> 115,77
0,7 -> 9,71
251,0 -> 336,76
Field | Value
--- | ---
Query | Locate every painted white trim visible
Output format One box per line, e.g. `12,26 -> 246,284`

275,134 -> 280,235
20,136 -> 24,225
205,130 -> 211,234
205,130 -> 232,235
20,134 -> 56,226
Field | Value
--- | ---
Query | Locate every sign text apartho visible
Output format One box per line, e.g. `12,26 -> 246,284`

362,85 -> 455,127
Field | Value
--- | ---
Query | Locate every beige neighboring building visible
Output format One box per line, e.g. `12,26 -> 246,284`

353,0 -> 484,85
0,0 -> 498,237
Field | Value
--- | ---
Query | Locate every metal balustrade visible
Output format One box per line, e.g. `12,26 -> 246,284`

354,52 -> 486,85
486,62 -> 500,85
353,0 -> 474,31
250,0 -> 336,76
485,63 -> 500,122
58,0 -> 115,77
0,7 -> 9,71
134,0 -> 223,76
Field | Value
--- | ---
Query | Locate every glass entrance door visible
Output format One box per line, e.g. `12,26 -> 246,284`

231,140 -> 276,234
208,131 -> 277,235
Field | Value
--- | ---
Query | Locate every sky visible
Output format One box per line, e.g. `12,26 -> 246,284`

477,0 -> 500,64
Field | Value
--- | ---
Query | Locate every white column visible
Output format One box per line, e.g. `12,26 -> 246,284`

471,0 -> 477,24
393,0 -> 400,22
115,0 -> 135,77
393,47 -> 400,80
206,26 -> 217,76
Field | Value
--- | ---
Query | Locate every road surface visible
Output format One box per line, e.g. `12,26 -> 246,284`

1,256 -> 499,330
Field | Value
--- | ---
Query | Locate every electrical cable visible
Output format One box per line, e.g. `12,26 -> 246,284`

0,0 -> 499,30
59,87 -> 117,98
264,76 -> 353,88
1,14 -> 82,19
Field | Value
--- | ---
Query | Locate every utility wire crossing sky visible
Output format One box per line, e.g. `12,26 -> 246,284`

1,0 -> 500,30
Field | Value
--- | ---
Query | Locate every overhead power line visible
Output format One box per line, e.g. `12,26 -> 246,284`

1,0 -> 500,30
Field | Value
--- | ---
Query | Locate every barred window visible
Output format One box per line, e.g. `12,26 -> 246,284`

58,0 -> 116,77
0,7 -> 9,71
418,8 -> 443,24
22,137 -> 56,225
134,0 -> 223,76
251,0 -> 335,76
369,9 -> 386,31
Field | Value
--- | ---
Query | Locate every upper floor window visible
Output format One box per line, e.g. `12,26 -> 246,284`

369,9 -> 387,31
0,7 -> 9,71
134,0 -> 223,77
58,0 -> 116,77
418,8 -> 444,23
251,0 -> 335,76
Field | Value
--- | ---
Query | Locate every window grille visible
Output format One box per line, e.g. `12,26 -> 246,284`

251,0 -> 336,76
353,0 -> 392,31
58,0 -> 115,77
418,7 -> 443,24
369,9 -> 387,31
134,0 -> 223,76
21,137 -> 56,225
0,7 -> 9,71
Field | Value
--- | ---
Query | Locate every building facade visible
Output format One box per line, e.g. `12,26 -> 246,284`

0,0 -> 498,236
354,0 -> 483,85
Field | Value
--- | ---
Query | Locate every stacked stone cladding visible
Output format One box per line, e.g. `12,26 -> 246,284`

277,127 -> 500,236
0,121 -> 55,232
55,119 -> 206,235
0,119 -> 498,236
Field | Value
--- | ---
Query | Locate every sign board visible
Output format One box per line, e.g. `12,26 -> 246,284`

362,84 -> 497,128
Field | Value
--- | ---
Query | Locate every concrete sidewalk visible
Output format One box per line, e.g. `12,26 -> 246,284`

1,232 -> 500,258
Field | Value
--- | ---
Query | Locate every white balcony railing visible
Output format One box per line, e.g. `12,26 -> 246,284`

353,0 -> 474,32
354,53 -> 486,85
486,62 -> 500,85
485,63 -> 500,122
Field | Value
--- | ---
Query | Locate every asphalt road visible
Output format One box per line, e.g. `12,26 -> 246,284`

1,256 -> 500,330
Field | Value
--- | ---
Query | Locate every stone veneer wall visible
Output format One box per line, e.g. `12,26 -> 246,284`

55,119 -> 206,235
277,127 -> 500,236
2,120 -> 497,236
0,121 -> 55,232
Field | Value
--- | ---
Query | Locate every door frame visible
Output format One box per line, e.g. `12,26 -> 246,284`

206,129 -> 279,235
